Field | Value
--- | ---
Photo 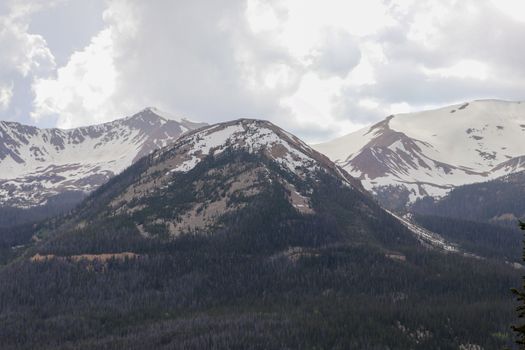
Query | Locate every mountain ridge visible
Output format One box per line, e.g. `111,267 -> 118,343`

315,99 -> 525,209
0,108 -> 207,208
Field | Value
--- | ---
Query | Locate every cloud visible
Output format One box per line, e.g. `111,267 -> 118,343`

106,0 -> 304,123
32,29 -> 116,128
31,0 -> 305,128
28,0 -> 106,66
0,8 -> 55,77
0,83 -> 14,111
309,28 -> 361,78
5,0 -> 524,142
0,0 -> 59,123
354,0 -> 525,110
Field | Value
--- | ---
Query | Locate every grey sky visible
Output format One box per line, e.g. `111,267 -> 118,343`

0,0 -> 524,142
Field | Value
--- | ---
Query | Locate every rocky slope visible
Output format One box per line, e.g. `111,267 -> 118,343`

0,107 -> 206,208
315,100 -> 525,209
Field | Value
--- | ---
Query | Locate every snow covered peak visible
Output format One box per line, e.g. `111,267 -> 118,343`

0,109 -> 206,208
128,107 -> 169,122
137,106 -> 203,126
314,100 -> 525,208
386,100 -> 525,168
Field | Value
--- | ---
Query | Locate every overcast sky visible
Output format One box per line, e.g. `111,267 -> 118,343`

0,0 -> 524,142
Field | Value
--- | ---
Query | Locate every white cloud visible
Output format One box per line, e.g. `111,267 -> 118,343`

309,28 -> 361,78
0,0 -> 59,122
13,0 -> 525,141
422,60 -> 489,80
0,83 -> 14,111
32,29 -> 116,128
32,0 -> 305,128
361,0 -> 525,109
490,0 -> 525,22
0,7 -> 55,77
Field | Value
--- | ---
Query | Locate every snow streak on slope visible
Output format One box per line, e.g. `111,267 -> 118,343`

315,100 -> 525,206
389,211 -> 458,252
0,108 -> 206,208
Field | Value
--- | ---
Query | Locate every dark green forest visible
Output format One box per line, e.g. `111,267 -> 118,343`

0,191 -> 85,228
0,238 -> 519,349
413,214 -> 523,263
411,171 -> 525,226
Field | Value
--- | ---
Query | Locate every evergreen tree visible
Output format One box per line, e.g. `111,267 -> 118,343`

512,221 -> 525,347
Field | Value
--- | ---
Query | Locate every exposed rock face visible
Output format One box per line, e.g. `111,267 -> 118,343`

0,108 -> 206,208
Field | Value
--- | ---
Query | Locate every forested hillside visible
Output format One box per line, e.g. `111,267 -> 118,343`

412,171 -> 525,226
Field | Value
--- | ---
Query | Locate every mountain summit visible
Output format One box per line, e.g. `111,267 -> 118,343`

315,100 -> 525,209
0,108 -> 206,209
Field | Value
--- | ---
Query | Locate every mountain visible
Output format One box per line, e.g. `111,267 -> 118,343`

412,169 -> 525,226
315,100 -> 525,210
34,118 -> 414,252
411,213 -> 522,263
0,118 -> 519,349
0,107 -> 206,211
